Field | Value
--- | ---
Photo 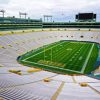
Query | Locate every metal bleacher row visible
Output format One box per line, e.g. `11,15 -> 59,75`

0,29 -> 100,100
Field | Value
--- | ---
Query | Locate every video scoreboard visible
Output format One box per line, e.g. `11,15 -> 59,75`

76,13 -> 96,22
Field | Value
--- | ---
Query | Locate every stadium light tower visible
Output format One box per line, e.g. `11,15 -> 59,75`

43,15 -> 53,22
0,9 -> 5,17
19,12 -> 27,19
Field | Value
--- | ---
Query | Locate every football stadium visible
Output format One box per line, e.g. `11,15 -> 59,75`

0,0 -> 100,100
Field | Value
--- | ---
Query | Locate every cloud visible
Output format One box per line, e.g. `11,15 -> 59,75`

0,0 -> 100,21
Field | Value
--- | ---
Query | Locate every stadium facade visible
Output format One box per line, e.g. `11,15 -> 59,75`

0,13 -> 100,30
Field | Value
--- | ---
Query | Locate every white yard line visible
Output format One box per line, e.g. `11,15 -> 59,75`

23,41 -> 66,61
81,43 -> 95,73
23,60 -> 82,74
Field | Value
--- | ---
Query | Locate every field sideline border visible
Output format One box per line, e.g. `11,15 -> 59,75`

21,41 -> 95,74
22,60 -> 82,74
81,43 -> 95,73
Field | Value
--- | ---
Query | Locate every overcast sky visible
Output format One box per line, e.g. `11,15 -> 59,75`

0,0 -> 100,22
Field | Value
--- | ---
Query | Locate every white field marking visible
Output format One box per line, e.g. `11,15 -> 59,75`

81,43 -> 95,73
65,44 -> 84,65
66,48 -> 72,50
79,56 -> 83,60
22,60 -> 82,74
23,41 -> 67,61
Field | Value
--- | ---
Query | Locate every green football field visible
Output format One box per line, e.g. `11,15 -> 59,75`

19,40 -> 99,74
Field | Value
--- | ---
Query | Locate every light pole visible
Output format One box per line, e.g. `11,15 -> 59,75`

0,10 -> 5,17
19,12 -> 27,19
43,15 -> 53,22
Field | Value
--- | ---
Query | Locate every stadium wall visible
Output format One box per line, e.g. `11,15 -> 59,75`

1,22 -> 100,30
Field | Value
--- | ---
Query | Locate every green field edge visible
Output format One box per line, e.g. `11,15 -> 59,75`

17,40 -> 100,75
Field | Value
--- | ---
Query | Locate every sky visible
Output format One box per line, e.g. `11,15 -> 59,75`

0,0 -> 100,22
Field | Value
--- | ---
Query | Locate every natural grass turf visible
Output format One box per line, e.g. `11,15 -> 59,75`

18,40 -> 99,74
